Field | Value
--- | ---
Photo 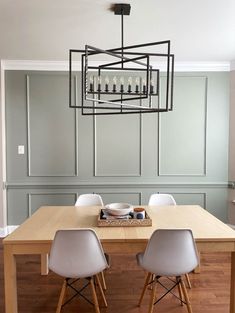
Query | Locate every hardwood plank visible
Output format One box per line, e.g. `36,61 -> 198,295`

0,239 -> 231,313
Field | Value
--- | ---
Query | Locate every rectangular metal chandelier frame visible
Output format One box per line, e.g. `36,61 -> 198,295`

69,40 -> 174,115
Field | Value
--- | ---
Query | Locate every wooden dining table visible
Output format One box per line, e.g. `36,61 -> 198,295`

3,204 -> 235,313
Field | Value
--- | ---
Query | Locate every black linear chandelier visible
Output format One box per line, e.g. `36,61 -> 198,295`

69,3 -> 174,115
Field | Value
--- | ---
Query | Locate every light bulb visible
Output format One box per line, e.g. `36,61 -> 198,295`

105,76 -> 109,84
97,75 -> 102,84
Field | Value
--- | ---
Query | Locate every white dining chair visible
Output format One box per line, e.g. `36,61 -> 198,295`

74,193 -> 108,290
49,228 -> 109,313
136,229 -> 199,313
75,193 -> 104,206
148,193 -> 192,288
148,193 -> 176,206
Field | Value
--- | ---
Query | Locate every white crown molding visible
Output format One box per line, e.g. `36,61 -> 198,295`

1,59 -> 231,72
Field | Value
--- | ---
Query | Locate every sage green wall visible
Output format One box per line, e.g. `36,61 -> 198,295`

5,70 -> 229,224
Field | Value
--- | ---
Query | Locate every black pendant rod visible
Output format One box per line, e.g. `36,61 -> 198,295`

121,10 -> 124,69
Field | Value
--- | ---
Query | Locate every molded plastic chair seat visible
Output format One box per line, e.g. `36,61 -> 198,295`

136,229 -> 199,313
148,193 -> 176,206
49,229 -> 109,313
75,193 -> 104,206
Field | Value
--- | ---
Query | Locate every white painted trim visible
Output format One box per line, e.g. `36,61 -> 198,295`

0,225 -> 18,237
231,60 -> 235,71
0,60 -> 7,229
1,59 -> 231,72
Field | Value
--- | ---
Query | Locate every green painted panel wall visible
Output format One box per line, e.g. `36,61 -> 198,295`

5,70 -> 230,224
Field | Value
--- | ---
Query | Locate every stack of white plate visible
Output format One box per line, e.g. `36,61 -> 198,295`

105,203 -> 133,216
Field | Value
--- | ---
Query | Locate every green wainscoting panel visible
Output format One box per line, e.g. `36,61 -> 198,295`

94,114 -> 142,176
99,192 -> 141,205
28,193 -> 77,216
159,76 -> 207,176
27,73 -> 77,176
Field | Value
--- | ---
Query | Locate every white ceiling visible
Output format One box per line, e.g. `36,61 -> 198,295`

0,0 -> 234,62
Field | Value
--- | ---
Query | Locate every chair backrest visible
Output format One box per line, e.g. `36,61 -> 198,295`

141,229 -> 199,276
148,193 -> 176,206
49,229 -> 108,278
75,193 -> 104,206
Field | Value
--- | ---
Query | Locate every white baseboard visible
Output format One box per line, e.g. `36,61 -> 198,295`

0,225 -> 18,238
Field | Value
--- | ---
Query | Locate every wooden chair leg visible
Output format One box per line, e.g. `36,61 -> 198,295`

180,277 -> 193,313
177,277 -> 183,306
90,277 -> 101,313
148,279 -> 157,313
56,279 -> 67,313
100,271 -> 107,291
185,273 -> 192,289
95,274 -> 108,307
138,272 -> 152,307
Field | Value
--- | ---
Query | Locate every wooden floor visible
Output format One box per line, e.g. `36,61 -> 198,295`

0,239 -> 231,313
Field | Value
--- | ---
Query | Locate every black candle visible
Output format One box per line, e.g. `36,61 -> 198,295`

89,77 -> 93,92
128,77 -> 132,93
105,76 -> 109,92
112,76 -> 117,92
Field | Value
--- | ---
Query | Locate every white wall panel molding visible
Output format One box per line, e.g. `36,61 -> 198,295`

94,113 -> 142,177
2,60 -> 231,72
6,182 -> 229,189
0,60 -> 7,228
231,60 -> 235,71
26,74 -> 78,177
28,192 -> 77,217
158,76 -> 207,176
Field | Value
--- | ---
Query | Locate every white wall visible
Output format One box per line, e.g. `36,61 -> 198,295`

0,66 -> 6,229
228,70 -> 235,224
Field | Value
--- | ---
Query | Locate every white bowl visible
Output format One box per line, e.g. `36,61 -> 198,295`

105,203 -> 133,216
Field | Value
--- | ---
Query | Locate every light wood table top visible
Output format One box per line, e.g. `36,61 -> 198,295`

4,205 -> 235,244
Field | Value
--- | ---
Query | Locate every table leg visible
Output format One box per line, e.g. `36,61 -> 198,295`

230,251 -> 235,313
41,253 -> 49,275
4,245 -> 18,313
194,252 -> 201,273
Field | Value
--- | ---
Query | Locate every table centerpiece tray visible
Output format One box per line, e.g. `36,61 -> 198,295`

97,209 -> 152,227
